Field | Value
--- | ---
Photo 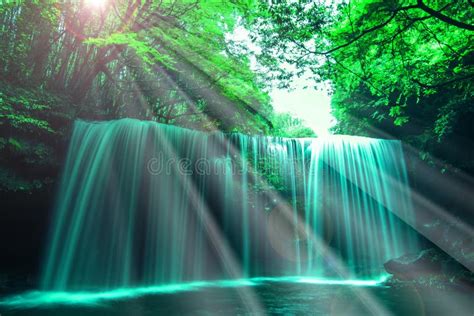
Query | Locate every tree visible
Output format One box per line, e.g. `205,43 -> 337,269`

249,0 -> 474,172
0,0 -> 273,132
269,112 -> 316,138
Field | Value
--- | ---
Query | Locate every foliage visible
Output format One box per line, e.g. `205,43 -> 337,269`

0,81 -> 71,191
0,0 -> 325,192
249,0 -> 474,173
0,81 -> 70,135
268,112 -> 316,138
0,0 -> 272,132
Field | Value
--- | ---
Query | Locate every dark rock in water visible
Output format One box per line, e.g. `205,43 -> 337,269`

420,219 -> 474,272
384,248 -> 473,283
385,249 -> 445,279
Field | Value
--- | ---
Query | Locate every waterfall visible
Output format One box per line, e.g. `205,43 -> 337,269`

41,118 -> 418,291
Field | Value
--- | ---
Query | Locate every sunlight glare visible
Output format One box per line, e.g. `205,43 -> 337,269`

85,0 -> 107,9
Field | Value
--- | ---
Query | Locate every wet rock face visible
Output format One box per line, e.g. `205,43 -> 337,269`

0,187 -> 55,283
384,249 -> 446,279
384,248 -> 473,284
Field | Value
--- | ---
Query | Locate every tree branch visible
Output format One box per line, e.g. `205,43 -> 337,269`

417,0 -> 474,31
413,74 -> 474,88
303,5 -> 419,55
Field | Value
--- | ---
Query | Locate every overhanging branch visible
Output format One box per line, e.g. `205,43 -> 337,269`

417,0 -> 474,31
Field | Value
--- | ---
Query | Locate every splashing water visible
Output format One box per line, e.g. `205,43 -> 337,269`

41,118 -> 418,291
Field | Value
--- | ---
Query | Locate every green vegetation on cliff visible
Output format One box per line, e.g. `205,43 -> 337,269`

0,81 -> 73,191
249,0 -> 474,174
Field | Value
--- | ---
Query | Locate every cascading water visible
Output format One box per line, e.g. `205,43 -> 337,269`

41,118 -> 418,291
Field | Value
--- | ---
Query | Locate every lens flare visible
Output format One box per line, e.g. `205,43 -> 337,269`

85,0 -> 107,8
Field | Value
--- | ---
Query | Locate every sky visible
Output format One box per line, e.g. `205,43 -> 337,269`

270,80 -> 335,136
230,27 -> 335,136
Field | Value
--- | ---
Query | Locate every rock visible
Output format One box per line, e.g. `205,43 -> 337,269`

384,249 -> 443,279
421,218 -> 474,272
384,248 -> 472,281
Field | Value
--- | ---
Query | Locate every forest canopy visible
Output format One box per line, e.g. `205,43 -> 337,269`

248,0 -> 474,173
0,0 -> 277,133
0,0 -> 473,173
